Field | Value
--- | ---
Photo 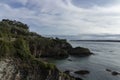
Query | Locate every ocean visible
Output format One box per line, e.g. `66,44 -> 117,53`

48,41 -> 120,80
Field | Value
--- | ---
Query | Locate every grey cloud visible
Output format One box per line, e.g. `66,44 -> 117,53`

0,0 -> 120,35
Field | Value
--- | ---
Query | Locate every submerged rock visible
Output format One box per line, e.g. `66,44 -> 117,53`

69,47 -> 93,57
106,69 -> 112,72
74,70 -> 90,75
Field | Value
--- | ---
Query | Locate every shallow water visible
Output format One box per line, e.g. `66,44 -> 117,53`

48,41 -> 120,80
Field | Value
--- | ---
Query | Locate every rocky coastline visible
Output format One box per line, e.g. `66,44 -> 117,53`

0,19 -> 93,80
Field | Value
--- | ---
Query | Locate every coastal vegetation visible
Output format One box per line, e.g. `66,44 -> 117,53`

0,19 -> 92,59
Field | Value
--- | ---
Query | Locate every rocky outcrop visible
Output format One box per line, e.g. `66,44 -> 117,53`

69,47 -> 93,57
0,19 -> 93,80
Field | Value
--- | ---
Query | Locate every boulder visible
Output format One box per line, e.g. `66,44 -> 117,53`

69,47 -> 93,57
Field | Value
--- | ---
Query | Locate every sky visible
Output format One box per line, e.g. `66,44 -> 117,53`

0,0 -> 120,39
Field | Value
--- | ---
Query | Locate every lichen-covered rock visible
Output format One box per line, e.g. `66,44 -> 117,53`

0,59 -> 17,80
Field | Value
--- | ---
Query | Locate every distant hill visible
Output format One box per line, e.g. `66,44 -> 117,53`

70,40 -> 120,42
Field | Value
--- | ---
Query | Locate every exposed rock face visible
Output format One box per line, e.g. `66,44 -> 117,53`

39,47 -> 69,59
29,38 -> 72,59
69,47 -> 93,57
0,59 -> 75,80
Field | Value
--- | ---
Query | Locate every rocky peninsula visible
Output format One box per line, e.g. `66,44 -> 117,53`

0,19 -> 93,80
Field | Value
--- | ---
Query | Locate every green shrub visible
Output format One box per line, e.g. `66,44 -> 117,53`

13,37 -> 32,60
0,40 -> 15,58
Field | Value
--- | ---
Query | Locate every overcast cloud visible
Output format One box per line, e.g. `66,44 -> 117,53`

0,0 -> 120,38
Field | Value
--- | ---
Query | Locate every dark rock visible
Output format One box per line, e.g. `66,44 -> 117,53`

74,70 -> 90,75
69,47 -> 93,57
105,69 -> 120,76
106,69 -> 112,72
112,71 -> 120,76
75,77 -> 83,80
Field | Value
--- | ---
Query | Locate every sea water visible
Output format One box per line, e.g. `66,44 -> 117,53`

48,41 -> 120,80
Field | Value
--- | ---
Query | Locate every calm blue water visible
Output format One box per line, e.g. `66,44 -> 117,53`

48,41 -> 120,80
